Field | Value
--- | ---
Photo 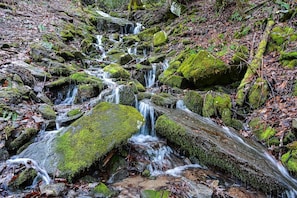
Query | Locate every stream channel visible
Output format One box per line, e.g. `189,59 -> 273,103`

1,11 -> 297,198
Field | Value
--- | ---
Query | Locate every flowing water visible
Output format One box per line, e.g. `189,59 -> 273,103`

2,13 -> 297,197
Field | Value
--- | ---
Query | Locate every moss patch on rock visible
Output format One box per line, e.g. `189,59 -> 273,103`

56,102 -> 144,180
183,90 -> 203,115
153,31 -> 168,47
103,63 -> 130,79
177,50 -> 230,87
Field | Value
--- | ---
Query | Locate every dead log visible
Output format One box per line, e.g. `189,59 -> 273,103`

235,20 -> 274,106
150,100 -> 297,193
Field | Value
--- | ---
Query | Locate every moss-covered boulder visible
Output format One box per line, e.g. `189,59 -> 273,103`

202,92 -> 215,117
153,31 -> 168,47
183,90 -> 203,115
103,63 -> 130,79
38,104 -> 56,120
158,60 -> 185,88
56,102 -> 143,179
151,93 -> 177,108
19,102 -> 143,180
248,77 -> 269,109
118,84 -> 136,105
177,50 -> 235,87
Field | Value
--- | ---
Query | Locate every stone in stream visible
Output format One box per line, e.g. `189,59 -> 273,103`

17,102 -> 144,181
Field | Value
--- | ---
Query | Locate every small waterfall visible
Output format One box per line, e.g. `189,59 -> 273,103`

5,158 -> 51,186
138,101 -> 155,136
55,85 -> 78,105
95,35 -> 106,59
133,22 -> 144,34
144,64 -> 157,88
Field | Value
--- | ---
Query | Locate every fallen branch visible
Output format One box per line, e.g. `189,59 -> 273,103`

236,19 -> 274,106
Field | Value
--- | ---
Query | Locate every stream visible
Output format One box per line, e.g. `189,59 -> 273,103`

1,11 -> 297,198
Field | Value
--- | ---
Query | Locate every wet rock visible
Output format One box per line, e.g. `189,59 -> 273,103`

0,148 -> 9,160
118,84 -> 136,106
39,183 -> 66,197
18,102 -> 144,180
38,104 -> 56,120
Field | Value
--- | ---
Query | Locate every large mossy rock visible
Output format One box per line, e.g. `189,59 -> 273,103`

18,102 -> 144,180
103,63 -> 130,79
177,50 -> 238,87
248,77 -> 269,109
152,103 -> 297,192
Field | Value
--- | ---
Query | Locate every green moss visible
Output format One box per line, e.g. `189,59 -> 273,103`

155,115 -> 187,147
103,63 -> 130,79
270,26 -> 295,45
56,102 -> 144,179
141,189 -> 170,198
280,51 -> 297,69
202,92 -> 215,117
38,104 -> 56,120
231,45 -> 249,64
177,50 -> 228,87
183,90 -> 203,115
153,31 -> 168,47
151,93 -> 177,107
67,109 -> 81,117
294,81 -> 297,96
8,168 -> 37,189
281,150 -> 297,173
93,183 -> 114,197
159,60 -> 184,88
248,77 -> 269,109
214,93 -> 232,125
69,72 -> 104,88
249,118 -> 276,142
138,26 -> 161,41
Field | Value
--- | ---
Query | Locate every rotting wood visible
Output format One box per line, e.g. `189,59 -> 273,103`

235,19 -> 275,106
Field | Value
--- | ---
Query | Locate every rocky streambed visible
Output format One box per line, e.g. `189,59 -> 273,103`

1,0 -> 297,197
